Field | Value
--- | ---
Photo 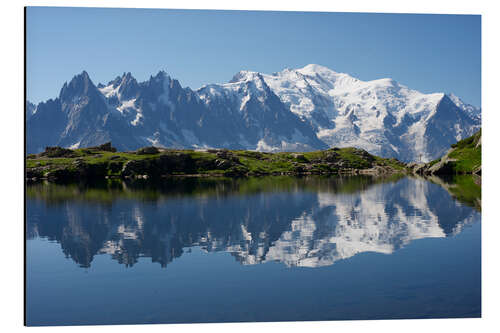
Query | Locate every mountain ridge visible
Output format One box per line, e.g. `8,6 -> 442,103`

27,64 -> 481,161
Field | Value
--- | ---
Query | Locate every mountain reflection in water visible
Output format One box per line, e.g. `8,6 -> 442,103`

26,175 -> 480,269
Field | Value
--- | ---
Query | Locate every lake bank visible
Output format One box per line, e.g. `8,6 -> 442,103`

26,143 -> 408,183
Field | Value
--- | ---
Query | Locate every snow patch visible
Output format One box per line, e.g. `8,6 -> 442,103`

117,98 -> 137,114
131,113 -> 143,126
99,84 -> 120,98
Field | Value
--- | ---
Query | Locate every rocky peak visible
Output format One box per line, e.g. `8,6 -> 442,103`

59,70 -> 99,102
229,70 -> 263,84
117,72 -> 139,100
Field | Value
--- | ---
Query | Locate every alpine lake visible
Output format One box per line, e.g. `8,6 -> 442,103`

26,174 -> 481,326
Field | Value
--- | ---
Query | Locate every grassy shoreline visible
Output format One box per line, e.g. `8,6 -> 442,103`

26,144 -> 408,182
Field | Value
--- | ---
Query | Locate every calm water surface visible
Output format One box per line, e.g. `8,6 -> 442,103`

26,175 -> 481,326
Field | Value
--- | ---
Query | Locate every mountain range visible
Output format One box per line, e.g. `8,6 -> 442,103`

27,64 -> 481,162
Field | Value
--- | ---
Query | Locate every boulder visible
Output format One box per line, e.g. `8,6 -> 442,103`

215,150 -> 241,164
215,150 -> 230,159
87,142 -> 117,152
121,160 -> 148,177
136,146 -> 160,155
351,148 -> 375,161
40,146 -> 76,158
215,159 -> 232,170
291,153 -> 308,162
323,151 -> 339,163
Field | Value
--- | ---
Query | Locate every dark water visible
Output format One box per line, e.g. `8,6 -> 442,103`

26,175 -> 481,326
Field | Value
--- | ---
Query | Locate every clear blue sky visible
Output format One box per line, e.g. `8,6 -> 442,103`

26,7 -> 481,106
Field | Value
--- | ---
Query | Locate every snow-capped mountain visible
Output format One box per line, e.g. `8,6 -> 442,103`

26,65 -> 480,161
220,64 -> 480,161
27,69 -> 324,154
27,71 -> 140,153
197,71 -> 327,151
